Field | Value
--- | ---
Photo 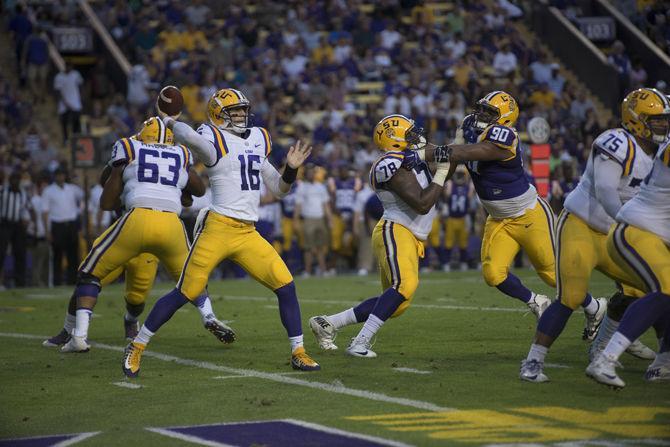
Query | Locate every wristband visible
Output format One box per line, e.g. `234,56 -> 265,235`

431,164 -> 451,187
282,165 -> 299,184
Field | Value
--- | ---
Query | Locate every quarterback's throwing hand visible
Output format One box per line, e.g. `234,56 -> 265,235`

287,140 -> 312,169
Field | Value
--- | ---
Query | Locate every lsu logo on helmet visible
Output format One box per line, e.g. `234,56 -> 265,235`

622,88 -> 670,144
373,114 -> 425,151
473,91 -> 519,131
207,88 -> 251,132
137,116 -> 173,145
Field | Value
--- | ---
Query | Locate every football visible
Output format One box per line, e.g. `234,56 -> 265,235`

157,85 -> 183,117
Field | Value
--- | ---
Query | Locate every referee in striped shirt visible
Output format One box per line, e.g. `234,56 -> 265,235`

0,171 -> 30,287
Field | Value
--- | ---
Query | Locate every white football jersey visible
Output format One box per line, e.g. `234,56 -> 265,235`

196,124 -> 274,222
370,152 -> 436,240
564,128 -> 653,234
617,140 -> 670,244
110,137 -> 191,214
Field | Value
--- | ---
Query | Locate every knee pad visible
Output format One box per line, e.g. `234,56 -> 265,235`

125,300 -> 145,318
607,291 -> 637,321
75,273 -> 101,298
482,262 -> 506,287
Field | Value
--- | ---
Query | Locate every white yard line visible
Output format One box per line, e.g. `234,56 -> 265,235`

111,381 -> 143,389
145,428 -> 235,447
393,367 -> 432,375
223,295 -> 526,313
1,332 -> 453,413
55,432 -> 102,447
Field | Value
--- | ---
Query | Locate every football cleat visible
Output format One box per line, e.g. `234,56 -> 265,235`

582,298 -> 608,342
42,329 -> 70,347
290,346 -> 320,371
60,335 -> 90,353
309,315 -> 338,350
346,335 -> 377,358
645,353 -> 670,382
625,339 -> 656,360
124,319 -> 140,341
204,316 -> 236,344
586,353 -> 625,388
527,294 -> 551,320
519,359 -> 549,383
122,342 -> 146,378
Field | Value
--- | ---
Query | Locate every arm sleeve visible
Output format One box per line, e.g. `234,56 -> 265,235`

261,159 -> 289,198
593,154 -> 624,219
173,121 -> 218,166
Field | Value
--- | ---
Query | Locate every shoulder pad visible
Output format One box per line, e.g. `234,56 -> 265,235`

196,123 -> 216,142
371,152 -> 404,188
110,138 -> 135,166
478,124 -> 517,151
593,128 -> 634,167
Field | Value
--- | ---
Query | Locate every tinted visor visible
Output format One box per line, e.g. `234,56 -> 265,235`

405,125 -> 425,145
474,102 -> 500,125
647,113 -> 670,139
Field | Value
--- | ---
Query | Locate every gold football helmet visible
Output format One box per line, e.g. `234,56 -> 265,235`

373,114 -> 424,151
473,91 -> 519,130
207,88 -> 251,133
137,116 -> 173,145
622,88 -> 670,144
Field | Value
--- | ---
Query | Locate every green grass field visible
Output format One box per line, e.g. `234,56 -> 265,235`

1,269 -> 669,446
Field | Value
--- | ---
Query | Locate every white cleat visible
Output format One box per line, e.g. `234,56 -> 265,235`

459,262 -> 468,271
586,353 -> 625,388
625,339 -> 656,360
645,353 -> 670,382
346,335 -> 377,358
582,298 -> 608,341
527,294 -> 551,320
60,335 -> 90,353
309,315 -> 338,350
519,359 -> 549,383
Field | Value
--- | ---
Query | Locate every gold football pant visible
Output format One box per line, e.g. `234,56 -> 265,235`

445,217 -> 468,249
101,253 -> 159,305
481,198 -> 556,288
178,211 -> 294,299
79,208 -> 189,288
608,223 -> 670,295
556,211 -> 644,310
372,219 -> 424,318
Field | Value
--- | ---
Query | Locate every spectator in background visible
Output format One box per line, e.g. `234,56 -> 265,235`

529,52 -> 553,85
21,26 -> 49,102
629,57 -> 648,90
0,171 -> 30,288
53,63 -> 83,143
546,64 -> 565,96
127,55 -> 154,108
608,40 -> 632,94
184,0 -> 210,28
27,176 -> 49,287
9,4 -> 33,81
30,134 -> 59,173
294,165 -> 331,277
492,42 -> 518,76
42,169 -> 82,286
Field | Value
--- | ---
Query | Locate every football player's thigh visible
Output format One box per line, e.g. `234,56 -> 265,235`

79,210 -> 141,281
609,224 -> 670,294
445,219 -> 456,248
455,218 -> 468,248
389,223 -> 420,317
100,265 -> 124,287
151,215 -> 191,281
232,230 -> 293,290
178,217 -> 230,299
481,217 -> 521,286
556,212 -> 598,309
281,218 -> 293,251
124,253 -> 159,305
372,221 -> 393,290
516,201 -> 556,287
331,215 -> 344,250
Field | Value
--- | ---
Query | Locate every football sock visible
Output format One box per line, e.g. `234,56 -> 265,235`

536,301 -> 573,339
353,297 -> 378,322
459,248 -> 468,263
144,288 -> 189,333
496,274 -> 532,303
73,308 -> 92,338
329,308 -> 358,329
592,315 -> 619,350
134,325 -> 154,345
526,343 -> 548,363
659,315 -> 670,353
63,312 -> 76,334
370,288 -> 406,321
443,248 -> 452,265
618,292 -> 670,343
437,247 -> 448,265
602,332 -> 631,360
275,282 -> 302,338
124,301 -> 145,322
289,335 -> 304,352
358,314 -> 384,340
581,294 -> 599,315
192,294 -> 214,320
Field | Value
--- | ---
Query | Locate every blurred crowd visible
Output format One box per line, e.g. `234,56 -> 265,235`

613,0 -> 670,55
0,0 -> 660,288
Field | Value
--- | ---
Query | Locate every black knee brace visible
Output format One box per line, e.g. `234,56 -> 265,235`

125,300 -> 145,319
607,291 -> 637,321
